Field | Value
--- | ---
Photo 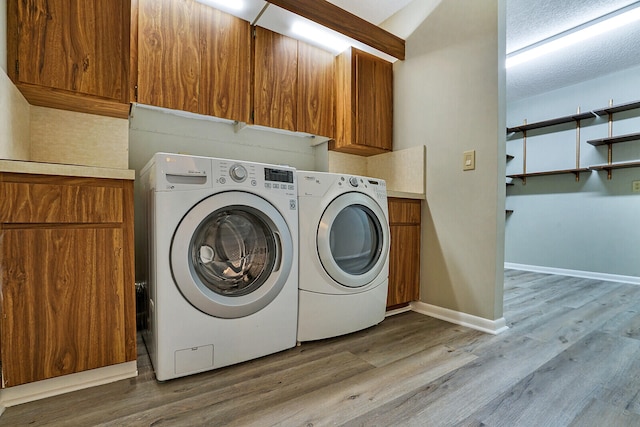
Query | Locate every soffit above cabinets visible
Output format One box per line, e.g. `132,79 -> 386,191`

196,0 -> 405,61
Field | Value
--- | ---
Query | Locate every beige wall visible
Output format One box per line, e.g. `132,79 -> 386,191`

328,146 -> 426,196
0,69 -> 30,160
391,0 -> 506,320
0,70 -> 129,169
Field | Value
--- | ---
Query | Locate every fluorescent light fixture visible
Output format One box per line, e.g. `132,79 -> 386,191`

195,0 -> 245,12
291,21 -> 350,53
506,2 -> 640,68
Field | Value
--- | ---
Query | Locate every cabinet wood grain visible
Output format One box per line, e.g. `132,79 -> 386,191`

297,43 -> 335,138
137,0 -> 200,113
199,7 -> 251,122
388,198 -> 421,225
333,47 -> 393,156
0,176 -> 124,224
7,0 -> 130,118
356,49 -> 393,152
253,26 -> 298,131
387,198 -> 421,308
1,228 -> 127,387
0,174 -> 136,387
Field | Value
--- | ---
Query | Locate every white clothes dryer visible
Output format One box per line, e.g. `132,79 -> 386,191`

140,153 -> 298,381
297,171 -> 390,342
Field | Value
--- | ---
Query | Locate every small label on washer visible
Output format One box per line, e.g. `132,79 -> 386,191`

289,199 -> 297,210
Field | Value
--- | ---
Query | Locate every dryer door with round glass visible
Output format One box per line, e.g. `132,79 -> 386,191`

171,192 -> 293,318
317,192 -> 389,289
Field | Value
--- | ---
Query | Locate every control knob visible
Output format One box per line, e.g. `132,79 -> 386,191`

229,164 -> 247,182
348,176 -> 359,187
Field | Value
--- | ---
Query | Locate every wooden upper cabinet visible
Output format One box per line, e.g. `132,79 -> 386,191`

297,42 -> 335,138
333,47 -> 393,156
199,7 -> 251,122
137,0 -> 200,114
253,26 -> 298,132
134,2 -> 336,134
135,0 -> 251,122
7,0 -> 130,118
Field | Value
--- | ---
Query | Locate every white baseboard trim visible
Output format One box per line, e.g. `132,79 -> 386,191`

0,361 -> 137,408
410,301 -> 509,335
385,305 -> 413,317
504,262 -> 640,285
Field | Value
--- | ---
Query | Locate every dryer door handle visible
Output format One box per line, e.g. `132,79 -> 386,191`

273,231 -> 282,272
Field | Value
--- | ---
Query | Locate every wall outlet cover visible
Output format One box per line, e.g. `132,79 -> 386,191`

633,180 -> 640,193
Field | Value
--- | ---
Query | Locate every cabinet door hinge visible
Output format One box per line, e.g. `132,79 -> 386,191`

253,27 -> 256,38
134,85 -> 138,101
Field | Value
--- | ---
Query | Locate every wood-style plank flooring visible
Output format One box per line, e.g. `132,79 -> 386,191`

3,269 -> 640,426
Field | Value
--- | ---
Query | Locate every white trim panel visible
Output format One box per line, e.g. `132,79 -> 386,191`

0,361 -> 137,408
504,263 -> 640,286
410,301 -> 509,335
385,305 -> 412,317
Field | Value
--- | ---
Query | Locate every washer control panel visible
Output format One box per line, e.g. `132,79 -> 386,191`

229,164 -> 248,182
214,160 -> 296,197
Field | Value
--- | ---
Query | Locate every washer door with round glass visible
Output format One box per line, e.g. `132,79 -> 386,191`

171,192 -> 293,318
317,192 -> 389,289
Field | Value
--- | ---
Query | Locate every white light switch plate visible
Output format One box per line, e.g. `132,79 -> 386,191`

463,150 -> 475,171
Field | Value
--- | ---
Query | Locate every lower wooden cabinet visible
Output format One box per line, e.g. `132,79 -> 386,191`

387,198 -> 421,309
0,173 -> 136,387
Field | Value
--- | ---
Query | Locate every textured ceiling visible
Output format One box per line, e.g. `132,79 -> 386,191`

330,0 -> 640,101
506,0 -> 640,101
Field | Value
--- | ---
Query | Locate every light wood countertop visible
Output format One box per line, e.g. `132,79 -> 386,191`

387,190 -> 425,200
0,159 -> 135,180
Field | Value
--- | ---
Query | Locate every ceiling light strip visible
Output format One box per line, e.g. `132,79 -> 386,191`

506,1 -> 640,68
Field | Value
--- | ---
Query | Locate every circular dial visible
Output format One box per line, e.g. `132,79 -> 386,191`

348,176 -> 359,187
229,164 -> 248,182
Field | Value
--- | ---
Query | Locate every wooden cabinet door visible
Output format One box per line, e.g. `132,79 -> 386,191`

137,0 -> 200,113
387,198 -> 421,308
0,227 -> 128,387
333,47 -> 393,155
199,6 -> 251,122
253,26 -> 298,131
387,225 -> 421,307
297,43 -> 335,138
355,49 -> 393,152
11,0 -> 129,101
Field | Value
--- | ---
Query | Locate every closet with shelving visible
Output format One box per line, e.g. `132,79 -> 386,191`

506,99 -> 640,183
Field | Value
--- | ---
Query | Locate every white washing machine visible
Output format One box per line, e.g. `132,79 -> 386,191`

140,153 -> 298,381
297,171 -> 390,342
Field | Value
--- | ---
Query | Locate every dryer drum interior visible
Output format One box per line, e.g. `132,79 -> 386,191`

329,204 -> 383,275
317,192 -> 389,289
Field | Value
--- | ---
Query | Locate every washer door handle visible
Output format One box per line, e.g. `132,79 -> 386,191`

273,231 -> 282,272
